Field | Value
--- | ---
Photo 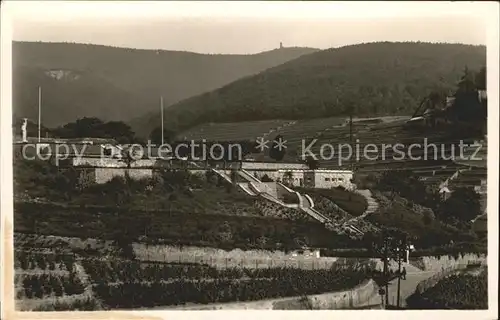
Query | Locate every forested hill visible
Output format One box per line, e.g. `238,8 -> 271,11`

13,41 -> 318,127
133,42 -> 486,137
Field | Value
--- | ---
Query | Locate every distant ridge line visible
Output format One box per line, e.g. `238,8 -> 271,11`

12,40 -> 320,56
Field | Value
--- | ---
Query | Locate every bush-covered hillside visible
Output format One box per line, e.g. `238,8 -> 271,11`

407,268 -> 488,309
135,42 -> 485,136
13,41 -> 317,127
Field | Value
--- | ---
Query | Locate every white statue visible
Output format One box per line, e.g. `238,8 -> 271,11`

21,118 -> 28,142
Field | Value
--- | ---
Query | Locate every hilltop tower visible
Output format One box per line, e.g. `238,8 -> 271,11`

280,42 -> 283,49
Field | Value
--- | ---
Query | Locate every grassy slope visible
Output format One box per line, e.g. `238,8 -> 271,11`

407,268 -> 487,309
13,41 -> 317,128
308,188 -> 368,216
367,191 -> 479,249
14,158 -> 360,251
136,42 -> 485,134
298,187 -> 368,217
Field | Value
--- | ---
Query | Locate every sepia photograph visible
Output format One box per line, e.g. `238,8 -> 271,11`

1,1 -> 498,318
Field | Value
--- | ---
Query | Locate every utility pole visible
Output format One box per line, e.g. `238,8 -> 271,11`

372,229 -> 409,309
395,235 -> 408,308
349,110 -> 353,171
38,86 -> 42,143
384,237 -> 389,306
396,247 -> 402,307
160,96 -> 164,145
372,230 -> 391,309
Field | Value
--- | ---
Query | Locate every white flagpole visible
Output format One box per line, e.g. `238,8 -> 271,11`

161,96 -> 164,145
38,86 -> 41,143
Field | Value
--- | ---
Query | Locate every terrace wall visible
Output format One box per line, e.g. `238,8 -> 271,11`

72,157 -> 157,168
132,243 -> 344,269
241,162 -> 308,171
94,168 -> 153,184
313,171 -> 354,189
73,158 -> 208,184
412,253 -> 486,272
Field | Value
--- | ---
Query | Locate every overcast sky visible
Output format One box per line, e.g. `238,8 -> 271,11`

7,1 -> 492,54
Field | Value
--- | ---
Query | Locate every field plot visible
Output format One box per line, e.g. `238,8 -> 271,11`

267,117 -> 348,157
14,250 -> 375,310
236,116 -> 479,173
176,119 -> 292,142
14,252 -> 99,311
83,257 -> 374,309
270,117 -> 484,174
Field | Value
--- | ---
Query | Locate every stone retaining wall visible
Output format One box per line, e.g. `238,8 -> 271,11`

418,253 -> 486,271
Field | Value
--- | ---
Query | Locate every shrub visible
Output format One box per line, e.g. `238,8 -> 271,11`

261,174 -> 273,182
438,187 -> 481,222
62,273 -> 86,295
282,192 -> 298,204
407,269 -> 487,309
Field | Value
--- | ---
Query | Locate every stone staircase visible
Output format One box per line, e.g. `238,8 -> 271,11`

236,170 -> 354,233
211,168 -> 233,184
354,189 -> 379,218
237,169 -> 261,184
339,189 -> 380,235
237,182 -> 257,196
214,168 -> 369,239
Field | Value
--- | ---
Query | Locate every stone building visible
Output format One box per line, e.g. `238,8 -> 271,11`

34,141 -> 355,189
240,161 -> 354,189
276,169 -> 354,189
